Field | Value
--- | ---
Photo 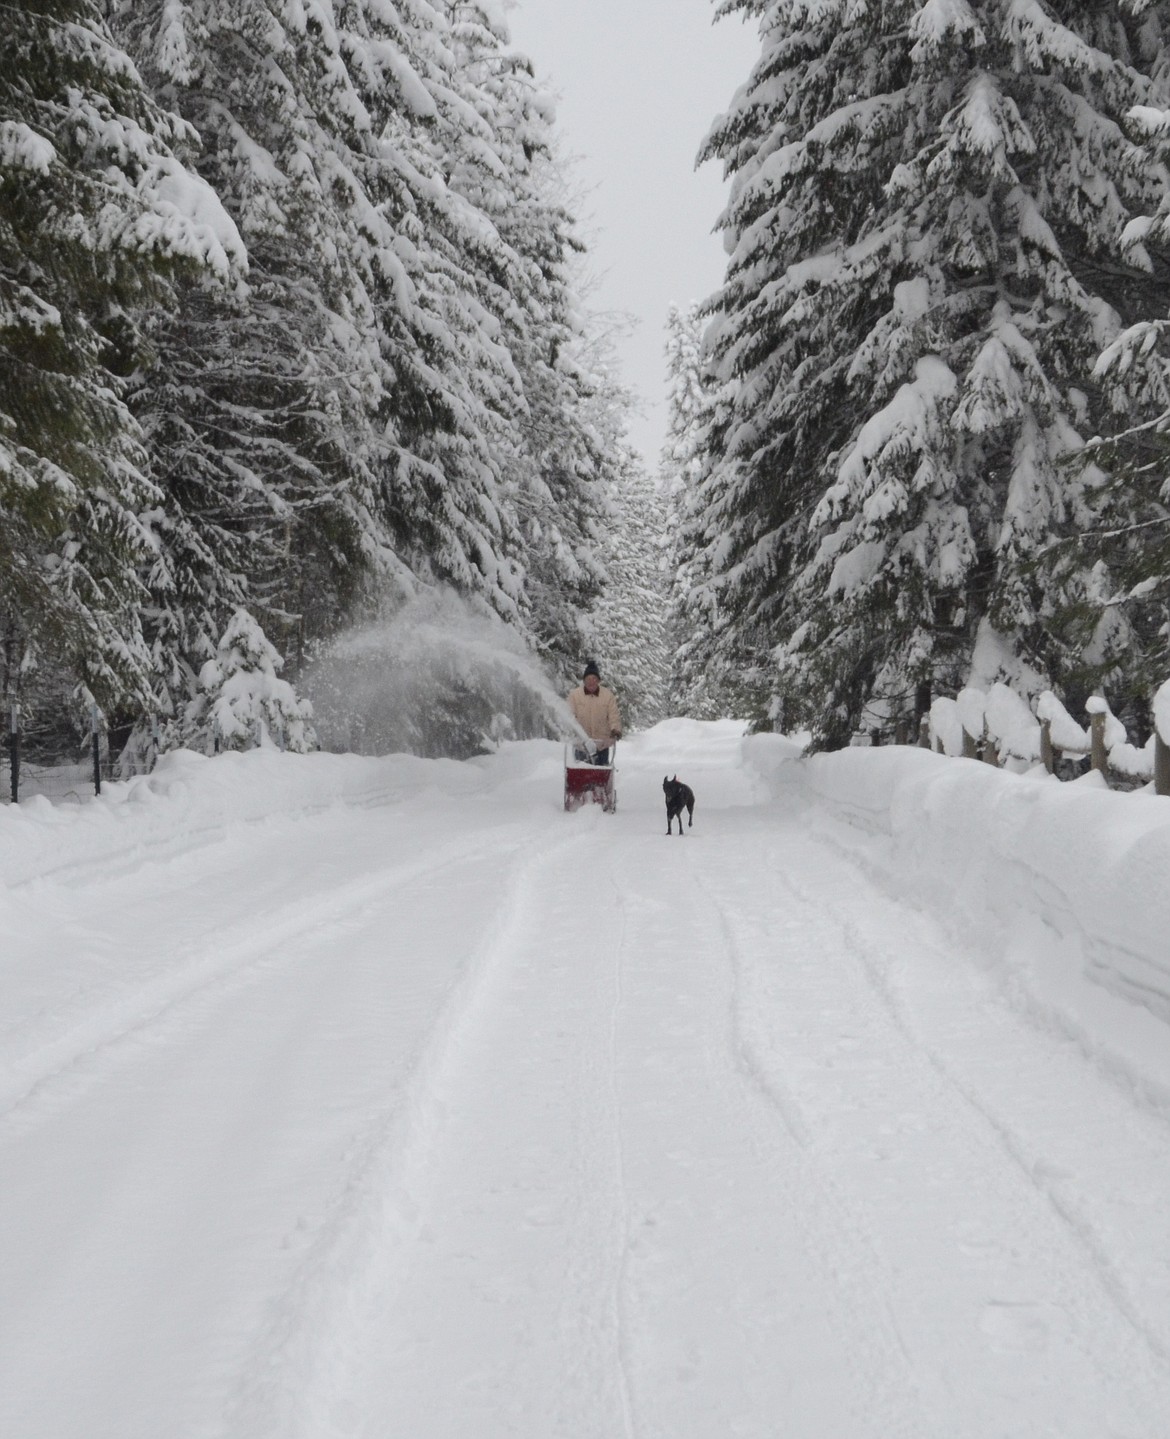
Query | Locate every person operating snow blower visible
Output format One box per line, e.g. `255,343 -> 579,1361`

567,660 -> 622,766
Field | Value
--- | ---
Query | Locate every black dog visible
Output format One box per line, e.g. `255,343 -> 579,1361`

663,775 -> 695,836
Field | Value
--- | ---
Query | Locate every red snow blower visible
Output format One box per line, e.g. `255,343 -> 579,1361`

563,742 -> 617,813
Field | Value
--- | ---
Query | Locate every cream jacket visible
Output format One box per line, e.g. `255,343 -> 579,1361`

568,685 -> 622,747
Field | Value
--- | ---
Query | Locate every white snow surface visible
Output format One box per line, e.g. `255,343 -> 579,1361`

4,721 -> 1170,1437
983,680 -> 1040,760
1154,678 -> 1170,747
956,684 -> 986,739
1086,694 -> 1128,750
928,694 -> 965,756
1037,688 -> 1090,751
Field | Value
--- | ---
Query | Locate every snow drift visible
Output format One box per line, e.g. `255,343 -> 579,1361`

748,738 -> 1170,1110
0,746 -> 484,890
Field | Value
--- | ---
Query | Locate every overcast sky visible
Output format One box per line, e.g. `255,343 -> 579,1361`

503,0 -> 760,466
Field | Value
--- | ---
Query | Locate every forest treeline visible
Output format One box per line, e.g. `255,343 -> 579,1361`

662,1 -> 1170,748
16,2 -> 1170,764
1,0 -> 657,756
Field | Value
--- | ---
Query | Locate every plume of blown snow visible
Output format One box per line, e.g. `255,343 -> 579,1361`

300,592 -> 577,760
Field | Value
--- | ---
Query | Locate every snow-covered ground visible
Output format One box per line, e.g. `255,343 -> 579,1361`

3,721 -> 1170,1438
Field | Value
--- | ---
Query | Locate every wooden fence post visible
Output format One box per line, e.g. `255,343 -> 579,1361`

982,737 -> 1000,767
1090,710 -> 1108,775
962,728 -> 979,759
1039,719 -> 1055,776
91,703 -> 102,797
1156,732 -> 1170,798
915,681 -> 932,736
918,716 -> 931,749
8,701 -> 18,803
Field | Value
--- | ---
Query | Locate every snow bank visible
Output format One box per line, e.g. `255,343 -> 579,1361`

1154,678 -> 1170,746
955,686 -> 985,741
0,747 -> 482,890
928,696 -> 964,756
984,681 -> 1040,761
749,740 -> 1170,1109
1109,735 -> 1156,781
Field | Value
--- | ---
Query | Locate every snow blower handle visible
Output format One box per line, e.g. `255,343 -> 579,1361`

567,715 -> 598,762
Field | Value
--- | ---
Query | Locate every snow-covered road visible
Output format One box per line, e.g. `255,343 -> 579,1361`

3,723 -> 1170,1438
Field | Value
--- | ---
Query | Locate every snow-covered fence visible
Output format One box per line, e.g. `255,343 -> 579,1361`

920,681 -> 1170,796
3,703 -> 109,806
2,609 -> 318,807
0,696 -> 312,807
1,704 -> 162,806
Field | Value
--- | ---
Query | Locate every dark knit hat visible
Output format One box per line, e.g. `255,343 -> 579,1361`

583,660 -> 601,680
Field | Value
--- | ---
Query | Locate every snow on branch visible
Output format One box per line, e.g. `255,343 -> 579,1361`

0,121 -> 56,174
909,0 -> 986,63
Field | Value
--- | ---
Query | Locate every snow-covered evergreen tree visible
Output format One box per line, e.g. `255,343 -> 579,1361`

436,2 -> 611,670
112,0 -> 615,726
660,302 -> 734,718
591,448 -> 670,731
185,608 -> 314,753
350,0 -> 533,613
696,0 -> 1170,745
661,305 -> 708,512
111,0 -> 478,707
0,0 -> 242,715
1069,66 -> 1170,708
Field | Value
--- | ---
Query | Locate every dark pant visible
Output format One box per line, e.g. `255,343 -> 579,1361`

575,745 -> 610,766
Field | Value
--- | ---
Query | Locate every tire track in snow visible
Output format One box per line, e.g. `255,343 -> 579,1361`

772,810 -> 1170,1375
0,824 -> 531,1141
836,910 -> 1170,1376
217,823 -> 593,1439
580,821 -> 935,1439
803,805 -> 1170,1122
684,842 -> 933,1439
711,814 -> 1170,1428
604,866 -> 638,1439
3,771 -> 475,892
792,803 -> 1170,1369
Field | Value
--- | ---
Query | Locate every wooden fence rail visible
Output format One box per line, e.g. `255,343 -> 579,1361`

896,684 -> 1170,797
